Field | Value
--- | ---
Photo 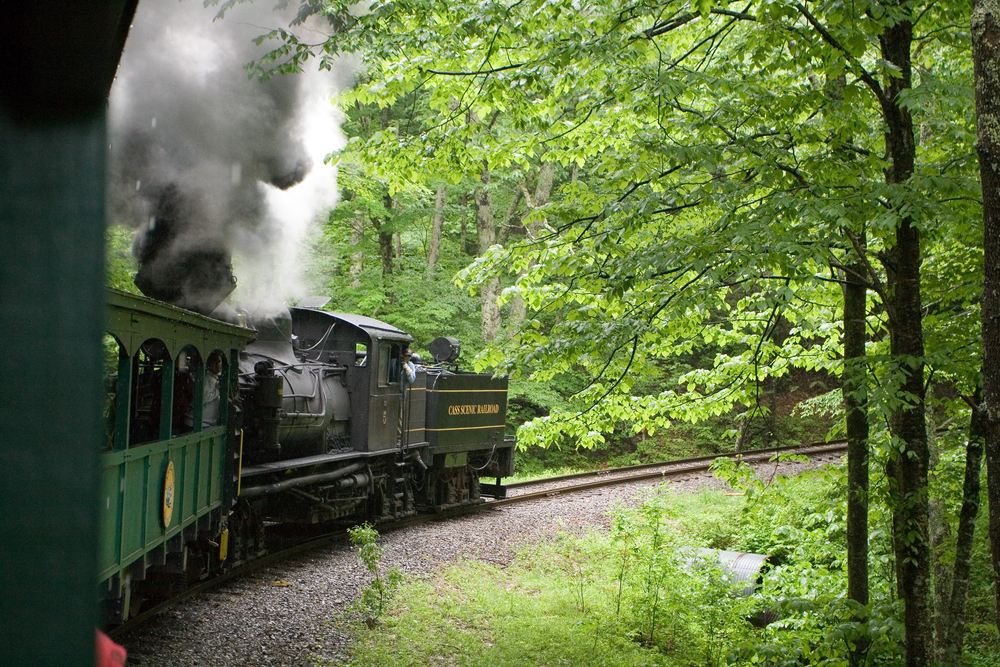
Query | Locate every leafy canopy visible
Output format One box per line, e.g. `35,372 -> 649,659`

248,0 -> 980,447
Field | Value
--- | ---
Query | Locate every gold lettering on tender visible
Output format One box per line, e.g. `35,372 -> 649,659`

447,404 -> 500,416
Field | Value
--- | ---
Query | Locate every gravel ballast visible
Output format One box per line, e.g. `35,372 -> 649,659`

118,453 -> 843,666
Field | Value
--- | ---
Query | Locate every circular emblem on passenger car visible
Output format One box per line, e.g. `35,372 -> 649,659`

162,461 -> 175,527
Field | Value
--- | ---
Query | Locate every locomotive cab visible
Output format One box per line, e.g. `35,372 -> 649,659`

288,307 -> 426,453
237,307 -> 432,524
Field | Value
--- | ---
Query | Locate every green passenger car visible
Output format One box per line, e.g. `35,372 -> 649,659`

98,289 -> 255,623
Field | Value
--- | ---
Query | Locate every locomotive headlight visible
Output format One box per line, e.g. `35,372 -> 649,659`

429,336 -> 461,363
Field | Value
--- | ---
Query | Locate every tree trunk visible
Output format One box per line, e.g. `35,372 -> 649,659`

374,193 -> 395,277
370,194 -> 395,304
460,192 -> 468,249
884,224 -> 931,667
533,162 -> 554,212
394,231 -> 402,271
972,0 -> 1000,632
377,110 -> 396,288
843,254 -> 869,667
879,15 -> 932,667
506,181 -> 528,325
350,210 -> 364,287
929,424 -> 951,656
497,180 -> 523,248
510,162 -> 554,327
460,192 -> 476,255
939,393 -> 985,663
428,183 -> 446,275
762,377 -> 778,448
476,163 -> 500,341
377,228 -> 393,276
762,314 -> 791,448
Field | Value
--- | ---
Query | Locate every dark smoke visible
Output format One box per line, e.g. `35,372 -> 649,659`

132,184 -> 236,313
109,0 -> 343,314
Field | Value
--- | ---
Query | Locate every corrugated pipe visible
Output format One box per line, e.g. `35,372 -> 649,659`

240,462 -> 365,498
683,548 -> 768,597
682,548 -> 778,627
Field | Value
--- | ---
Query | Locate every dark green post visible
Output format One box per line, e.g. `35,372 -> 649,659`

114,350 -> 134,450
0,3 -> 138,665
193,360 -> 206,433
159,358 -> 176,441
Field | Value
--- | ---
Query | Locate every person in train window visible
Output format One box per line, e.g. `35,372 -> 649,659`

202,352 -> 223,428
400,348 -> 416,389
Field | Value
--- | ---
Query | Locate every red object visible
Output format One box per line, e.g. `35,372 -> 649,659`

96,629 -> 127,666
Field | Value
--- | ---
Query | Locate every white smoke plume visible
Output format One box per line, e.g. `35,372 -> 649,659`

109,0 -> 346,312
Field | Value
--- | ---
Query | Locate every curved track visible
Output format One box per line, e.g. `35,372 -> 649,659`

109,439 -> 847,638
502,439 -> 848,502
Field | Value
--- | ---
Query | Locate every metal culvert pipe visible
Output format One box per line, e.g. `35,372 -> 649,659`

683,548 -> 779,627
686,548 -> 769,597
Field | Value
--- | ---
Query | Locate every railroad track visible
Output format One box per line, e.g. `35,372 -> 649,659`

109,439 -> 846,638
500,439 -> 849,503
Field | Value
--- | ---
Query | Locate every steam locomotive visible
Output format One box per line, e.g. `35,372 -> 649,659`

98,289 -> 515,624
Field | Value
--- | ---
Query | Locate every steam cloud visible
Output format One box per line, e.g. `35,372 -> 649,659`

109,0 -> 345,314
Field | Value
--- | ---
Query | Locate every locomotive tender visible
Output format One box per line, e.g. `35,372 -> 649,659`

99,289 -> 515,624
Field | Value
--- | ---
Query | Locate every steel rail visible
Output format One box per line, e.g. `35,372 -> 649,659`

496,442 -> 848,504
505,439 -> 849,490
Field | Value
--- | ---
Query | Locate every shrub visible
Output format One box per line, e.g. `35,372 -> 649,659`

348,524 -> 403,628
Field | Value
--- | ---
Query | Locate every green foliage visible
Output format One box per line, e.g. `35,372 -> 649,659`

341,526 -> 754,667
730,596 -> 905,667
339,460 -> 998,666
348,524 -> 403,628
251,0 -> 981,453
303,199 -> 485,351
606,497 -> 757,663
671,469 -> 905,665
106,225 -> 139,293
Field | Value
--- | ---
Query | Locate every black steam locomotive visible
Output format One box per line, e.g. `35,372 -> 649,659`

237,298 -> 515,521
99,289 -> 515,624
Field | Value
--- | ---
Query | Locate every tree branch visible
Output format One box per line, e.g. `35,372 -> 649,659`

420,62 -> 527,76
842,227 -> 888,305
792,2 -> 889,110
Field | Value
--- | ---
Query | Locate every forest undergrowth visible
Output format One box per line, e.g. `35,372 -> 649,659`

332,459 -> 1000,667
510,400 -> 836,484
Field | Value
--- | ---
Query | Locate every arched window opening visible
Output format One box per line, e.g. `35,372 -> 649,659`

129,339 -> 171,445
201,349 -> 225,429
102,334 -> 123,449
172,345 -> 202,436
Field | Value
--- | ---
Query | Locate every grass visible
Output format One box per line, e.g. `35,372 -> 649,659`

332,472 -> 1000,667
333,489 -> 764,667
509,448 -> 599,484
336,539 -> 682,667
